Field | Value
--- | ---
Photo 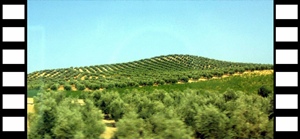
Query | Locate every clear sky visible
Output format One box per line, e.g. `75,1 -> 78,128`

28,0 -> 273,73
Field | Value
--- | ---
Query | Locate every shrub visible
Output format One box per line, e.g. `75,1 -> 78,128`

50,84 -> 59,91
76,83 -> 85,91
146,113 -> 194,139
106,83 -> 115,89
258,86 -> 272,98
58,81 -> 65,85
223,89 -> 239,102
113,112 -> 149,139
180,76 -> 189,83
90,83 -> 100,90
158,80 -> 166,85
64,84 -> 72,91
194,105 -> 229,139
127,81 -> 139,87
147,80 -> 154,86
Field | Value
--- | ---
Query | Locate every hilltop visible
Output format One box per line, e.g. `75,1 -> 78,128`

27,54 -> 273,91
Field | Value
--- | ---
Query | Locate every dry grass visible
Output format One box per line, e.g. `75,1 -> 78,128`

28,98 -> 34,104
58,85 -> 64,91
28,104 -> 35,113
187,70 -> 272,83
27,98 -> 35,113
100,127 -> 117,139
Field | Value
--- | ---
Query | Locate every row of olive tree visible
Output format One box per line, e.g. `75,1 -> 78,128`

88,86 -> 273,139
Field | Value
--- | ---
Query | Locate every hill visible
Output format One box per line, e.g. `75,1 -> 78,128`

27,54 -> 273,91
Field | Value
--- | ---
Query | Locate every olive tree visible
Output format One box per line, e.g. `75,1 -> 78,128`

28,91 -> 106,139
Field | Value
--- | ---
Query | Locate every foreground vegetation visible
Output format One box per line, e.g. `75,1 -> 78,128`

28,92 -> 106,139
28,74 -> 274,139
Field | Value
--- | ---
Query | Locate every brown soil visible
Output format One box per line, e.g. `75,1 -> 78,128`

71,85 -> 77,91
58,85 -> 64,91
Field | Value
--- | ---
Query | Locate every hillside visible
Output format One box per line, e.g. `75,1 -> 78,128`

27,54 -> 273,91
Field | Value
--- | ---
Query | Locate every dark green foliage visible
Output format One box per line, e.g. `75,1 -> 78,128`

258,86 -> 272,97
127,81 -> 139,87
64,84 -> 72,91
223,89 -> 239,102
108,98 -> 126,121
58,81 -> 65,85
180,76 -> 189,82
50,83 -> 59,90
87,83 -> 100,90
158,80 -> 166,85
76,83 -> 85,91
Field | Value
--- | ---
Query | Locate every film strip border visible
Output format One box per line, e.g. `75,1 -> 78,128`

274,0 -> 299,138
0,0 -> 27,138
0,0 -> 298,139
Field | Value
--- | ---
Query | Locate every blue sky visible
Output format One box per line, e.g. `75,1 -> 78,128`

28,0 -> 273,73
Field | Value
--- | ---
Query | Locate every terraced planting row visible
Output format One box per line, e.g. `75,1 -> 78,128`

27,54 -> 273,91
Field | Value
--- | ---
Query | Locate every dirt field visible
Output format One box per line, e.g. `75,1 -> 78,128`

188,70 -> 273,83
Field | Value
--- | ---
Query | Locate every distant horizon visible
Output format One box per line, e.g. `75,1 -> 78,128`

28,0 -> 273,73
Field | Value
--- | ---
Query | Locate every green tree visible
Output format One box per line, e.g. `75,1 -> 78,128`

52,98 -> 84,139
194,104 -> 229,139
229,95 -> 273,138
223,89 -> 239,102
28,91 -> 106,139
80,99 -> 106,138
147,113 -> 194,139
50,83 -> 59,90
113,112 -> 150,139
108,98 -> 126,121
64,84 -> 72,91
75,83 -> 85,91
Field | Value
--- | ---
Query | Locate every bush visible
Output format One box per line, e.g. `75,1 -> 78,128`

50,84 -> 59,90
90,83 -> 100,90
108,98 -> 126,121
106,83 -> 115,89
180,76 -> 189,83
58,81 -> 65,85
192,74 -> 200,80
223,89 -> 239,102
194,105 -> 229,139
76,83 -> 85,91
147,80 -> 154,86
127,81 -> 139,87
64,84 -> 72,91
113,112 -> 149,139
258,86 -> 272,98
158,80 -> 166,85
